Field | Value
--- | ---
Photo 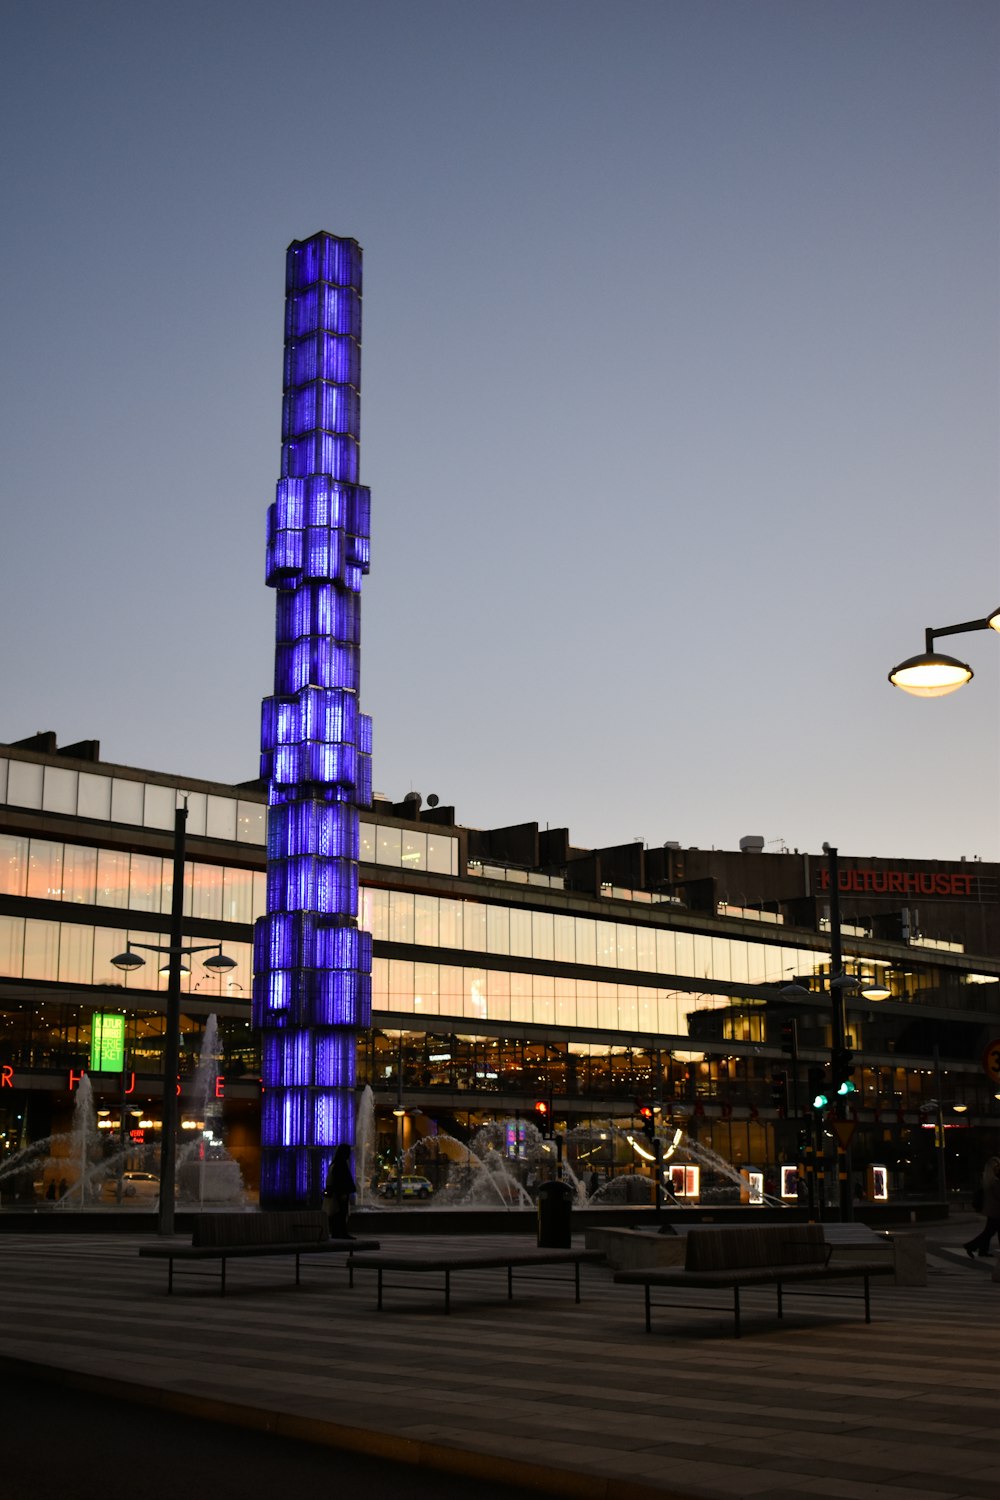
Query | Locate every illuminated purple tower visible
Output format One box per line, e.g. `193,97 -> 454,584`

252,233 -> 373,1208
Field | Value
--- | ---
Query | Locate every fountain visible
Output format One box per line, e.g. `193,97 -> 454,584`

58,1073 -> 99,1206
352,1115 -> 599,1211
176,1015 -> 244,1206
354,1085 -> 376,1206
405,1126 -> 534,1208
0,1135 -> 62,1194
0,1080 -> 119,1207
0,1084 -> 786,1215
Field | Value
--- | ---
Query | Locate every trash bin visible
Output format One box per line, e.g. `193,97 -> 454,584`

536,1178 -> 574,1248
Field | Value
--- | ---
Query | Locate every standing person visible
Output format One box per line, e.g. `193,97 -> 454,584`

964,1157 -> 1000,1259
324,1144 -> 356,1240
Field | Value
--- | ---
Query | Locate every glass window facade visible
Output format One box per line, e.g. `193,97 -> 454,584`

42,766 -> 77,815
78,772 -> 112,821
0,913 -> 253,996
0,760 -> 460,880
142,783 -> 177,830
110,779 -> 144,827
359,885 -> 873,990
0,828 -> 970,1031
0,834 -> 267,924
374,955 -> 772,1038
7,760 -> 42,810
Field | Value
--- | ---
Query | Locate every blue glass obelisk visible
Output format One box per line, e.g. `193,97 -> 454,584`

252,233 -> 373,1209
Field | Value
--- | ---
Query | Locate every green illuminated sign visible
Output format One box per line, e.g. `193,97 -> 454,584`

90,1012 -> 125,1073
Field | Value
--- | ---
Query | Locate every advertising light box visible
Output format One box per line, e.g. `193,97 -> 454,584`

867,1164 -> 889,1202
780,1164 -> 801,1200
668,1164 -> 700,1198
89,1012 -> 125,1073
740,1168 -> 764,1205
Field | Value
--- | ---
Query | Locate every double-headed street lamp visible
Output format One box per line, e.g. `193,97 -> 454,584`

110,805 -> 236,1236
888,606 -> 1000,697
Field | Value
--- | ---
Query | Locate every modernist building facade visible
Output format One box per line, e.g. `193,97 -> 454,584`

1,732 -> 999,1202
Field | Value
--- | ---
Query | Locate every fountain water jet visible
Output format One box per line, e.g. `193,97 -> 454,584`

64,1074 -> 99,1206
176,1015 -> 244,1206
354,1086 -> 375,1206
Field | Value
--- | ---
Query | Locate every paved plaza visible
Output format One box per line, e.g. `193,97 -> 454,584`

0,1215 -> 997,1500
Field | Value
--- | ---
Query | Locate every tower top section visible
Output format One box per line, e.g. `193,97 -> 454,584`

286,233 -> 363,294
280,232 -> 365,486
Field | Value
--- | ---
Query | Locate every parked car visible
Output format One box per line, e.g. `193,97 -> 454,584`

378,1174 -> 434,1200
102,1171 -> 160,1201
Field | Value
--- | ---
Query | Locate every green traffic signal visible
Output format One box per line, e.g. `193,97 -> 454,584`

837,1079 -> 857,1096
807,1064 -> 828,1112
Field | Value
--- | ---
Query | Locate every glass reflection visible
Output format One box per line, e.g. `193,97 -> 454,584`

63,845 -> 97,904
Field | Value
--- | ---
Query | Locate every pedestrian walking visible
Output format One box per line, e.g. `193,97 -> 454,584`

964,1157 -> 1000,1259
323,1144 -> 356,1240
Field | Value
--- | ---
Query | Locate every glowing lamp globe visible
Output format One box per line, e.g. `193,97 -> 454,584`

888,652 -> 973,698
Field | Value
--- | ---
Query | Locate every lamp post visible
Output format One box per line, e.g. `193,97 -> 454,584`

931,1045 -> 948,1205
824,844 -> 854,1223
888,606 -> 1000,697
117,1047 -> 131,1204
653,1126 -> 664,1219
393,1035 -> 406,1204
110,806 -> 236,1235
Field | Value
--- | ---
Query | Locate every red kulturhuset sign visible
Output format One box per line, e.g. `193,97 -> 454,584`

816,867 -> 978,898
66,1070 -> 225,1098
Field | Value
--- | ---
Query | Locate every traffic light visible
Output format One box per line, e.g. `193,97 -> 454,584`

832,1047 -> 856,1096
638,1104 -> 656,1140
534,1100 -> 551,1137
779,1018 -> 798,1058
770,1073 -> 788,1114
807,1065 -> 829,1112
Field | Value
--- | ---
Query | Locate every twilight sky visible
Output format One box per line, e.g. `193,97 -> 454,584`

1,0 -> 997,865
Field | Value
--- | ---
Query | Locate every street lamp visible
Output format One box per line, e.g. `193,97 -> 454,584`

781,971 -> 889,1005
392,1036 -> 407,1204
888,607 -> 1000,697
109,805 -> 236,1236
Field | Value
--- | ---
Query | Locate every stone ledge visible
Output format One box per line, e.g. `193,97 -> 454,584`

585,1224 -> 927,1285
584,1227 -> 684,1270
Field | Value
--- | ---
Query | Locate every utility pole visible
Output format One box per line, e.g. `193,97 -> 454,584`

932,1044 -> 948,1205
159,806 -> 187,1236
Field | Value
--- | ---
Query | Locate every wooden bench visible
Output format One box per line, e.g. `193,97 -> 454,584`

614,1224 -> 892,1337
348,1246 -> 605,1312
139,1210 -> 379,1295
